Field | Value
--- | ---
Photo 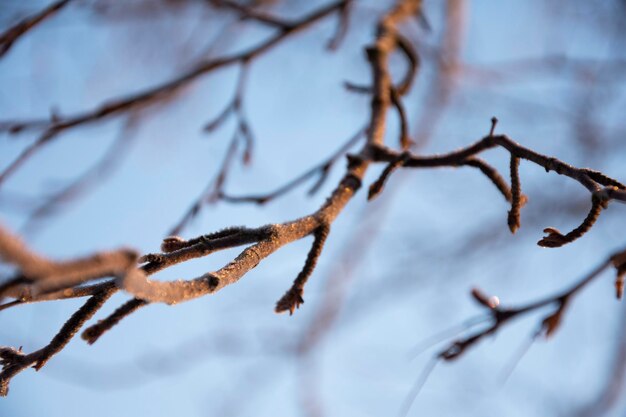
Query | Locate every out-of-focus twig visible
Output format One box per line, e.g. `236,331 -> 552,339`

0,0 -> 423,395
20,116 -> 140,236
0,0 -> 73,58
0,0 -> 351,187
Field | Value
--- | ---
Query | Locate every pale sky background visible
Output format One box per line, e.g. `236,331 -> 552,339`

1,1 -> 626,416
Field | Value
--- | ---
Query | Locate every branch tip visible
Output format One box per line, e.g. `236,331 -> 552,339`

489,117 -> 498,136
275,287 -> 304,315
275,224 -> 329,315
161,236 -> 187,253
368,152 -> 410,201
538,196 -> 605,248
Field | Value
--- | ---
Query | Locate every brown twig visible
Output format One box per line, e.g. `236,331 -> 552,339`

402,248 -> 626,407
20,116 -> 140,235
81,298 -> 148,345
368,151 -> 411,200
0,284 -> 116,396
275,224 -> 330,315
0,224 -> 138,298
78,0 -> 421,358
538,193 -> 608,248
0,0 -> 73,58
218,126 -> 366,205
168,135 -> 241,236
326,0 -> 354,50
390,87 -> 412,149
461,157 -> 512,201
368,130 -> 626,246
208,0 -> 294,31
0,0 -> 351,187
1,0 -> 625,401
507,155 -> 524,233
439,248 -> 626,362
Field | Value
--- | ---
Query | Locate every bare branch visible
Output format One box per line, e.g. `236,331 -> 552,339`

0,222 -> 138,299
0,284 -> 116,396
369,131 -> 626,246
461,157 -> 512,201
20,116 -> 140,235
0,0 -> 351,186
1,0 -> 625,403
507,155 -> 524,233
326,0 -> 354,50
275,224 -> 330,315
81,298 -> 148,345
208,0 -> 294,31
431,248 -> 626,365
219,126 -> 366,205
0,0 -> 73,58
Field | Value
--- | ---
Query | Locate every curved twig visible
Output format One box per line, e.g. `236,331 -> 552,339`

0,0 -> 351,187
0,0 -> 73,58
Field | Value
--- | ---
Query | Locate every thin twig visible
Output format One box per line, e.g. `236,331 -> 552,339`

20,116 -> 140,235
434,250 -> 626,362
0,1 -> 351,186
0,0 -> 73,58
275,224 -> 330,315
369,131 -> 626,246
219,126 -> 366,205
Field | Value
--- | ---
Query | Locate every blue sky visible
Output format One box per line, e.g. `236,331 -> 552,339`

1,1 -> 626,416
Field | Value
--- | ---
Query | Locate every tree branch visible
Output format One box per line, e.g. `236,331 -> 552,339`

0,0 -> 73,58
368,129 -> 626,246
0,0 -> 351,186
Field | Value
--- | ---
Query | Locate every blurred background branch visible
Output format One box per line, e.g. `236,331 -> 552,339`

1,0 -> 626,416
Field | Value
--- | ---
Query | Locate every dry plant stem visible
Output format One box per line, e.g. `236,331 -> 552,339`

169,134 -> 241,235
83,0 -> 421,341
368,152 -> 411,200
326,0 -> 354,50
2,0 -> 624,399
0,285 -> 116,396
394,33 -> 420,95
0,223 -> 141,395
538,197 -> 606,248
461,157 -> 512,201
0,0 -> 72,58
1,249 -> 138,298
0,224 -> 51,276
219,126 -> 366,205
82,227 -> 269,343
408,0 -> 463,148
344,33 -> 419,99
0,281 -> 117,311
0,224 -> 137,297
175,67 -> 368,234
507,155 -> 523,233
0,226 -> 270,391
325,25 -> 465,361
82,298 -> 148,345
0,0 -> 351,186
0,128 -> 58,188
208,0 -> 294,30
275,224 -> 330,314
171,65 -> 253,232
1,0 -> 348,135
20,116 -> 139,235
437,247 -> 626,362
204,63 -> 251,133
390,88 -> 411,149
370,133 -> 626,246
